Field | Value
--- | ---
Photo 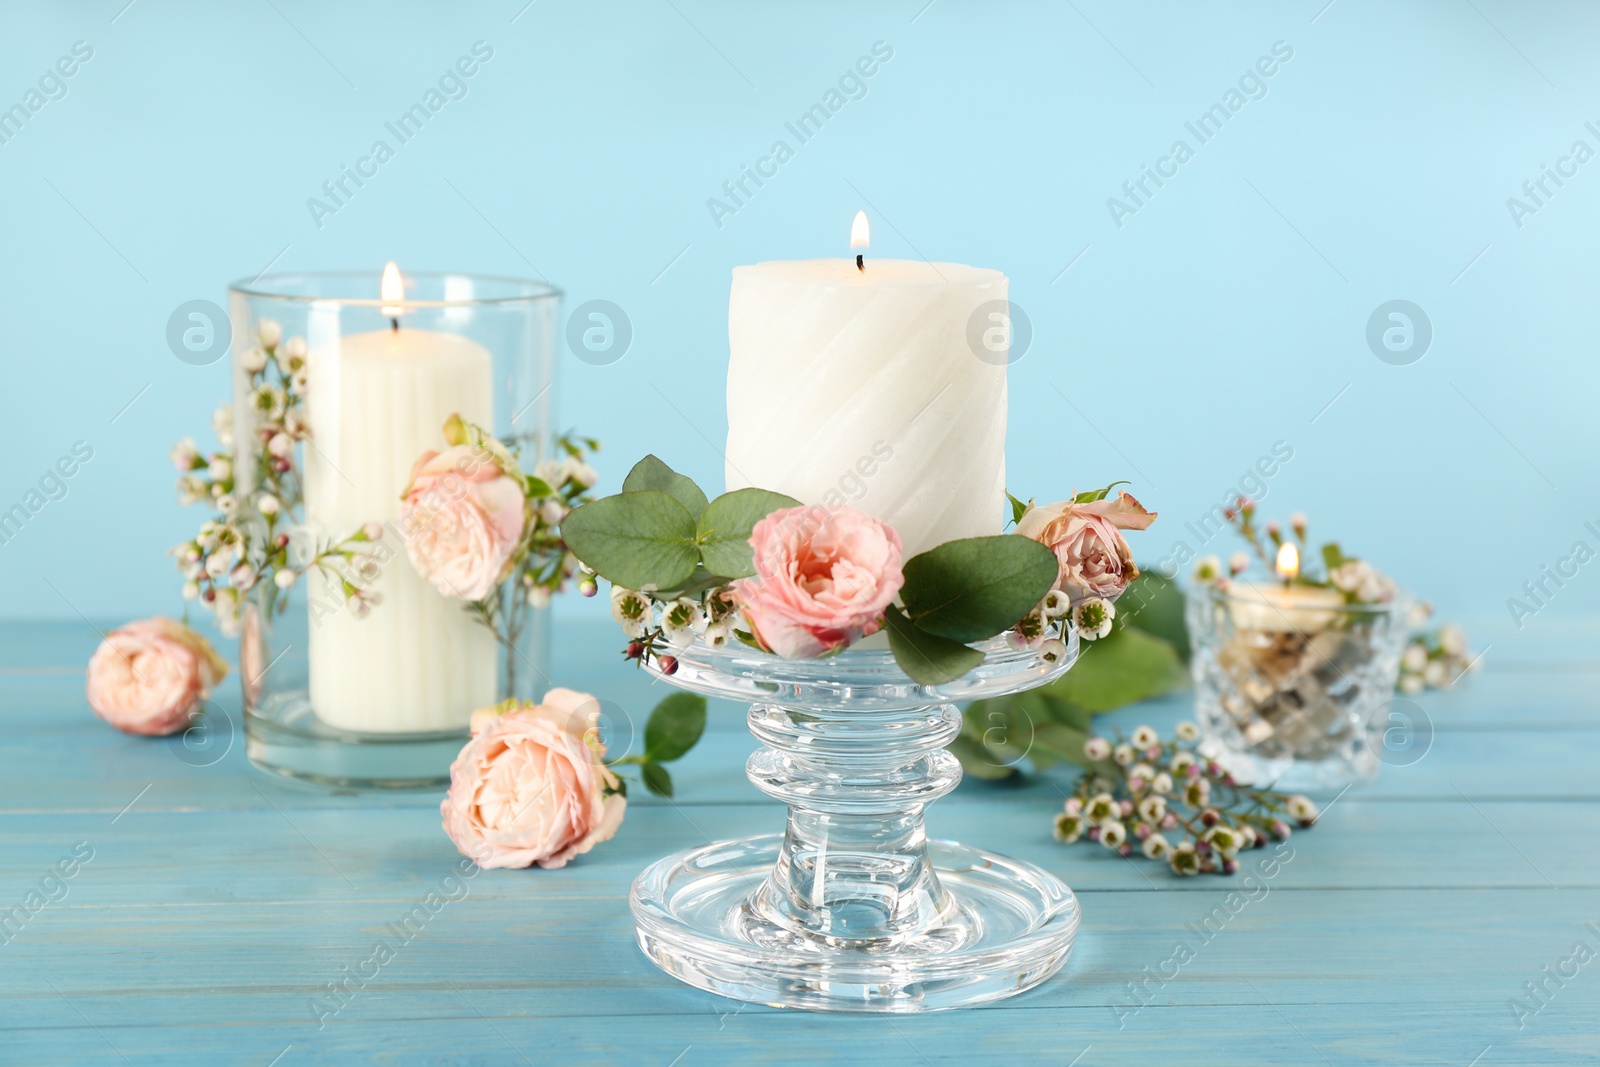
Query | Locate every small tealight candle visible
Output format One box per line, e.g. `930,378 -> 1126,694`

1225,542 -> 1345,632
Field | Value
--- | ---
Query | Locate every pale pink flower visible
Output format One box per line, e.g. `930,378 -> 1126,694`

733,505 -> 904,659
1014,491 -> 1156,603
441,688 -> 626,870
399,444 -> 527,601
86,617 -> 228,736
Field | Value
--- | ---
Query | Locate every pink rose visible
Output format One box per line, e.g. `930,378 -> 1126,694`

399,444 -> 527,602
1015,491 -> 1157,603
441,688 -> 626,870
86,617 -> 228,736
733,505 -> 905,659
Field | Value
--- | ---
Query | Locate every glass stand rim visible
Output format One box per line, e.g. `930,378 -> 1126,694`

631,834 -> 1080,1013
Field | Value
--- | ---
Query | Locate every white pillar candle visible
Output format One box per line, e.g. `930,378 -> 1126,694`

302,307 -> 497,734
725,245 -> 1009,556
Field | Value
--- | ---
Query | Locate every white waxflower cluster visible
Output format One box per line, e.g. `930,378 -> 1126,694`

1399,622 -> 1476,694
1055,722 -> 1319,876
609,582 -> 740,671
1329,558 -> 1397,603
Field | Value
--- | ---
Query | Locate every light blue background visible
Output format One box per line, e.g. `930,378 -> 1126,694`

2,1 -> 1596,642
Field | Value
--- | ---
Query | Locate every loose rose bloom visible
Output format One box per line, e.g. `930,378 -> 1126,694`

86,617 -> 228,736
399,445 -> 528,601
733,505 -> 904,659
1014,491 -> 1156,603
441,688 -> 626,870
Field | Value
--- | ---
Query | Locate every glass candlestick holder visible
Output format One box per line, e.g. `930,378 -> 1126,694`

630,635 -> 1083,1013
225,269 -> 560,789
1186,579 -> 1413,790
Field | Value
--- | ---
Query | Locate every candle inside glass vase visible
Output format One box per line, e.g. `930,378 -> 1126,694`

1209,547 -> 1376,764
301,263 -> 498,734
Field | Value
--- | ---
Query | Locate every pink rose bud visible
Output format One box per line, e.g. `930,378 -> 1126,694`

441,689 -> 626,870
733,505 -> 905,659
398,444 -> 526,601
86,617 -> 228,736
1013,492 -> 1156,603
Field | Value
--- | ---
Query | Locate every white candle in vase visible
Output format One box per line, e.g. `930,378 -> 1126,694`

302,263 -> 498,734
724,213 -> 1008,556
1225,544 -> 1345,632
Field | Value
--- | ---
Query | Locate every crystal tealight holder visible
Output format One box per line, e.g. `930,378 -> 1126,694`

1186,580 -> 1413,790
630,634 -> 1082,1013
227,270 -> 560,789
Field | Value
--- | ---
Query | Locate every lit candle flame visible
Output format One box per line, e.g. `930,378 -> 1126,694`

380,261 -> 406,318
1275,541 -> 1300,581
850,210 -> 870,251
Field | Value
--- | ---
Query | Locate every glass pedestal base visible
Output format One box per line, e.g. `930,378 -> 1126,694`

629,632 -> 1083,1013
633,833 -> 1079,1013
245,692 -> 464,790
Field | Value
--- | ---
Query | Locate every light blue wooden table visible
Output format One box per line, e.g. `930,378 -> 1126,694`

4,614 -> 1597,1065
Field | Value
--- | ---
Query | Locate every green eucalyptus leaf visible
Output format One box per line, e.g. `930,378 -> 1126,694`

1321,542 -> 1347,575
967,695 -> 1036,768
884,605 -> 985,685
654,566 -> 731,601
1028,721 -> 1091,771
1045,626 -> 1185,712
644,692 -> 707,763
640,761 -> 673,797
622,455 -> 709,519
1115,570 -> 1190,658
696,488 -> 802,578
559,491 -> 700,590
899,536 -> 1059,642
947,729 -> 1017,781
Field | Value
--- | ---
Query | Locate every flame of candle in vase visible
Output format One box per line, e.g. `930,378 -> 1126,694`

851,210 -> 869,271
1275,541 -> 1300,581
381,261 -> 406,319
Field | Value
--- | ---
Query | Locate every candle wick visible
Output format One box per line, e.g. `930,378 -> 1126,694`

856,254 -> 864,272
390,317 -> 400,332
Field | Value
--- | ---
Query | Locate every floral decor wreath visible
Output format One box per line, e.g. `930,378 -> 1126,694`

561,455 -> 1157,685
